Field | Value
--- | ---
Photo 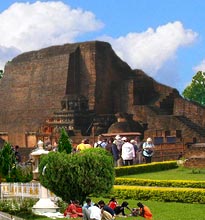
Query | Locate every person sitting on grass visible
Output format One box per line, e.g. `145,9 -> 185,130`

135,202 -> 152,219
83,198 -> 94,220
98,200 -> 115,220
88,203 -> 102,220
64,200 -> 83,218
114,201 -> 132,216
108,197 -> 118,210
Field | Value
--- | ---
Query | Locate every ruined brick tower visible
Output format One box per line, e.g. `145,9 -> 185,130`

0,41 -> 205,147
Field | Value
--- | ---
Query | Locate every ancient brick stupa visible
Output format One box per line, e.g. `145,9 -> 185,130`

1,40 -> 205,148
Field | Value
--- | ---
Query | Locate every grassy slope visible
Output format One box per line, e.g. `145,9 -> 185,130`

122,166 -> 205,181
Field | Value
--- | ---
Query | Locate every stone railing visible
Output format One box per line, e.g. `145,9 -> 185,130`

0,182 -> 55,200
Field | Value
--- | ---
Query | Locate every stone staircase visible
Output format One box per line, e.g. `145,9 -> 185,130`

147,105 -> 170,115
149,91 -> 178,115
175,116 -> 205,137
155,92 -> 170,103
159,94 -> 174,115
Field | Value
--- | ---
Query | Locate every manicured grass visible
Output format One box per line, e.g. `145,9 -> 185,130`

138,200 -> 205,220
13,199 -> 205,220
91,198 -> 205,220
122,166 -> 205,181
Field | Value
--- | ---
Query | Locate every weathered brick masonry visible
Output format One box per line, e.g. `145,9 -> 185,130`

0,41 -> 205,147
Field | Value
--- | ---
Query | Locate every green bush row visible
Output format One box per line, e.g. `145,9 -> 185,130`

112,185 -> 205,204
115,177 -> 205,188
115,161 -> 178,177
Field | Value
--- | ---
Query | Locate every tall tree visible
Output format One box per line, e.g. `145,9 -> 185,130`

182,71 -> 205,106
57,127 -> 72,154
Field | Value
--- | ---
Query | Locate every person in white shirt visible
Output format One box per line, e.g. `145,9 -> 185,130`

89,204 -> 102,220
83,198 -> 93,220
121,137 -> 135,166
142,137 -> 154,163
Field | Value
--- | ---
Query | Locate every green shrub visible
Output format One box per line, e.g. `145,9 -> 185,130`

39,148 -> 115,204
115,161 -> 178,176
57,128 -> 72,154
6,164 -> 33,182
111,185 -> 205,204
115,178 -> 205,188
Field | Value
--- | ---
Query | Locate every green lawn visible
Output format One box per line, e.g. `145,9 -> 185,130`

90,198 -> 205,220
14,198 -> 205,220
17,196 -> 205,219
125,200 -> 205,220
122,166 -> 205,181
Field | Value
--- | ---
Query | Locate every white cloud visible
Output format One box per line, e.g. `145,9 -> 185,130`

100,21 -> 197,77
0,46 -> 21,70
0,1 -> 198,90
0,1 -> 103,70
193,59 -> 205,73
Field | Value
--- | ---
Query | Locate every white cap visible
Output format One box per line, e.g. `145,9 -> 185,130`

37,140 -> 43,148
122,137 -> 127,141
115,134 -> 121,140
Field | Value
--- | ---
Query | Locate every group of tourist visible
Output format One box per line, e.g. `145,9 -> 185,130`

75,135 -> 155,165
27,134 -> 155,166
64,197 -> 153,219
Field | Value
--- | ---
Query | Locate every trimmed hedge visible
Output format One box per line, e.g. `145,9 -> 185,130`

115,178 -> 205,188
115,161 -> 178,177
112,185 -> 205,204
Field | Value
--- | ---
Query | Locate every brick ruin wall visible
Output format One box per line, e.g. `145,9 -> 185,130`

94,42 -> 132,114
174,97 -> 205,127
0,53 -> 70,146
0,41 -> 133,147
1,41 -> 205,148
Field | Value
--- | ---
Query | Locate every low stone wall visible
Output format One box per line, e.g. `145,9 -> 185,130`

184,143 -> 205,168
0,211 -> 24,220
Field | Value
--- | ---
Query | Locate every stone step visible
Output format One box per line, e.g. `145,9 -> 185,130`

175,116 -> 205,136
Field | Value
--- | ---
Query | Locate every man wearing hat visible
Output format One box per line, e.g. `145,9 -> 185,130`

114,134 -> 124,166
121,137 -> 135,166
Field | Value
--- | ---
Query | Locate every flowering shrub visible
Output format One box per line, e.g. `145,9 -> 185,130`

0,198 -> 37,214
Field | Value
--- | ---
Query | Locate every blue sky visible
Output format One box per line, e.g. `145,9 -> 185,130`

1,0 -> 205,94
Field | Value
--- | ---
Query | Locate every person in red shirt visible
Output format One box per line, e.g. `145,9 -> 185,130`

108,197 -> 118,210
137,202 -> 152,219
64,200 -> 83,218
